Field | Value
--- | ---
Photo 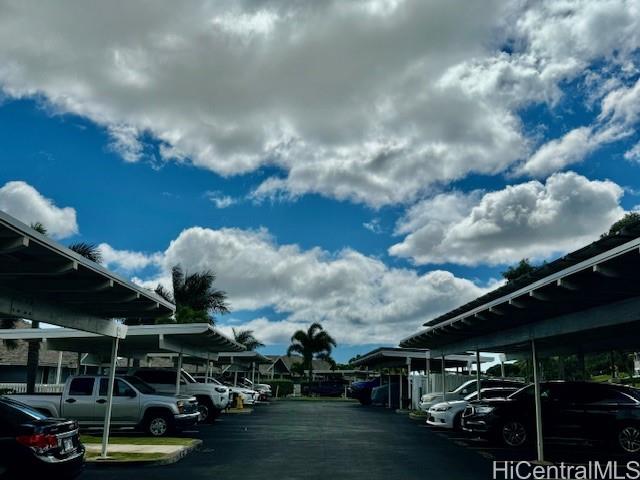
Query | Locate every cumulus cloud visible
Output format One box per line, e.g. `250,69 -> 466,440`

389,172 -> 625,266
1,1 -> 638,205
625,141 -> 640,162
107,226 -> 489,345
204,191 -> 236,209
0,181 -> 78,238
98,243 -> 162,272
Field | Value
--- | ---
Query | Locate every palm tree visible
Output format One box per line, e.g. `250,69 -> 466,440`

68,242 -> 103,263
232,328 -> 264,351
286,323 -> 336,382
154,265 -> 229,324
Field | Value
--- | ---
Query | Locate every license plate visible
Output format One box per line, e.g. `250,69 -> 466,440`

62,437 -> 74,453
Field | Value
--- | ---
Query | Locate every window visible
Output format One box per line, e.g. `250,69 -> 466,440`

580,385 -> 635,404
69,377 -> 95,396
99,379 -> 136,397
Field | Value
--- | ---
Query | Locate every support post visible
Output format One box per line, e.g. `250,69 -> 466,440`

252,362 -> 256,384
441,354 -> 446,400
398,370 -> 403,410
387,373 -> 391,408
206,354 -> 211,383
476,349 -> 481,401
531,339 -> 544,462
100,336 -> 119,459
426,352 -> 431,394
76,352 -> 81,375
55,351 -> 63,384
406,357 -> 412,409
500,361 -> 505,378
175,352 -> 183,395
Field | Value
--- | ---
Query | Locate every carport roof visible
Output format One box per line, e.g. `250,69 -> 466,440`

0,211 -> 174,336
215,351 -> 272,365
350,347 -> 490,370
400,224 -> 640,355
0,323 -> 245,359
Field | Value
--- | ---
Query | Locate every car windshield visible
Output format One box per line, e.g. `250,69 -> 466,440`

182,370 -> 197,384
508,384 -> 534,399
122,376 -> 156,394
452,380 -> 476,394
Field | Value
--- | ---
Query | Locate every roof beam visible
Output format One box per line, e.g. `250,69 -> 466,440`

30,279 -> 115,293
592,264 -> 621,278
0,236 -> 29,254
508,298 -> 527,309
0,260 -> 78,277
489,306 -> 505,315
529,290 -> 552,302
556,278 -> 580,291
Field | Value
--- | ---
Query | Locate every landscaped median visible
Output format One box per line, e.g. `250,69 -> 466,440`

81,435 -> 202,466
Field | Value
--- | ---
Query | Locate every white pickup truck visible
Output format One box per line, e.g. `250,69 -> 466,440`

10,375 -> 200,437
129,368 -> 230,422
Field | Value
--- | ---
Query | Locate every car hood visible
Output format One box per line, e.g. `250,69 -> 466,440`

430,400 -> 467,409
151,392 -> 196,401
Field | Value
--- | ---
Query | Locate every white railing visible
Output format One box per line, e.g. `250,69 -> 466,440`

0,383 -> 64,393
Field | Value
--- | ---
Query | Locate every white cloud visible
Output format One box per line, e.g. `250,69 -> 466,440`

363,218 -> 383,234
2,1 -> 638,205
98,243 -> 161,272
389,172 -> 625,266
204,191 -> 236,209
0,180 -> 78,238
625,142 -> 640,162
113,226 -> 490,345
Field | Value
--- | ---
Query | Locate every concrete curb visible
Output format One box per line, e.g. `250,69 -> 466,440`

86,439 -> 202,467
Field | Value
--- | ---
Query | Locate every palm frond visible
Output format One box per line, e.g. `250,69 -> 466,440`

68,242 -> 103,264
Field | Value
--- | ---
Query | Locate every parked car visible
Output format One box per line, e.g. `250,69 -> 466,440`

349,377 -> 381,405
419,378 -> 525,412
0,396 -> 84,477
240,378 -> 272,399
427,387 -> 519,430
371,383 -> 400,408
10,375 -> 199,437
461,381 -> 640,453
193,375 -> 259,406
302,381 -> 347,397
130,368 -> 229,422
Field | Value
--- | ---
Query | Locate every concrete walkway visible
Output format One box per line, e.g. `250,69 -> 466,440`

85,444 -> 184,454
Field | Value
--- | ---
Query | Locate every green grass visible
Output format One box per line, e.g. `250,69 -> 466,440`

86,451 -> 168,462
80,435 -> 195,446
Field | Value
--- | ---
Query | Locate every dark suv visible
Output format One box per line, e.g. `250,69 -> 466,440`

462,381 -> 640,454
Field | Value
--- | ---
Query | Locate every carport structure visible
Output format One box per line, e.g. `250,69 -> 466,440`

0,211 -> 174,457
215,351 -> 271,386
401,226 -> 640,462
351,347 -> 490,409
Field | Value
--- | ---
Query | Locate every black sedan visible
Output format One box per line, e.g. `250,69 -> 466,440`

0,396 -> 84,477
461,381 -> 640,454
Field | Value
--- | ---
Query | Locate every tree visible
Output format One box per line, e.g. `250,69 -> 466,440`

286,323 -> 336,382
501,258 -> 538,283
30,222 -> 47,235
68,242 -> 103,263
602,212 -> 640,238
154,265 -> 229,324
232,328 -> 264,351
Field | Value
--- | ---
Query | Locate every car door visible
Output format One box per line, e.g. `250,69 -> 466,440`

95,378 -> 140,425
578,384 -> 631,442
541,383 -> 583,440
62,377 -> 96,422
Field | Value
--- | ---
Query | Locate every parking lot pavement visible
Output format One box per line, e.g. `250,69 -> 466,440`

82,401 -> 492,480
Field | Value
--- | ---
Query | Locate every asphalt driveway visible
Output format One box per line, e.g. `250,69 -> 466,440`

83,400 -> 492,480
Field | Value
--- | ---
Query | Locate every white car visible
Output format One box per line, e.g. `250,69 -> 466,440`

241,378 -> 272,397
419,378 -> 524,412
194,376 -> 259,405
426,387 -> 520,430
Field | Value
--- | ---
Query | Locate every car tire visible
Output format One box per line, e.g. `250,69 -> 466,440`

144,411 -> 173,437
453,412 -> 463,431
196,396 -> 216,423
617,424 -> 640,454
500,420 -> 528,448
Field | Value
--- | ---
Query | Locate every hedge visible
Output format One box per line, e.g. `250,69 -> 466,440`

260,379 -> 294,397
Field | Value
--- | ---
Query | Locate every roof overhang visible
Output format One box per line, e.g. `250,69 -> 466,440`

350,347 -> 490,370
0,323 -> 244,359
400,232 -> 640,356
0,211 -> 174,337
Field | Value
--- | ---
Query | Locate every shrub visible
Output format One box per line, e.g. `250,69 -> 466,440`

260,379 -> 294,397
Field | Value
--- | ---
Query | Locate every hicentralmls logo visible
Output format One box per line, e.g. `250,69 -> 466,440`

493,461 -> 640,480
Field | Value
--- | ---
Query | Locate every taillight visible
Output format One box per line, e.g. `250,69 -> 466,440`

16,433 -> 58,452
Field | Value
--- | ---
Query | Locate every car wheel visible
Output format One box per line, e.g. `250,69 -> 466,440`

146,413 -> 172,437
618,425 -> 640,453
453,412 -> 463,431
501,420 -> 528,448
196,396 -> 216,423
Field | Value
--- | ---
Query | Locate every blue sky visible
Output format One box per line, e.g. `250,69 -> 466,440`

1,1 -> 640,362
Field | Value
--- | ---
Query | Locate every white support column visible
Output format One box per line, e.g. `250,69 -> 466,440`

406,357 -> 412,409
387,373 -> 391,408
531,339 -> 544,462
425,352 -> 431,394
55,351 -> 63,384
252,362 -> 256,384
176,352 -> 183,395
398,371 -> 403,410
441,354 -> 446,399
476,349 -> 482,401
100,336 -> 119,459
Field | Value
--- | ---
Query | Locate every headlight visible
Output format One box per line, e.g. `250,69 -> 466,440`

215,387 -> 226,393
433,405 -> 451,412
473,405 -> 495,414
176,400 -> 185,413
